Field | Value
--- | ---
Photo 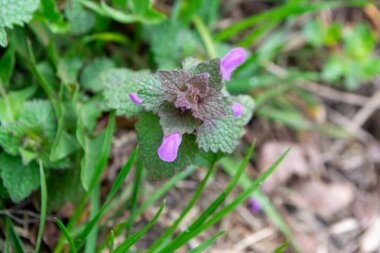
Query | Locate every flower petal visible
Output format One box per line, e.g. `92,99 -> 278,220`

129,92 -> 143,105
232,102 -> 244,117
157,132 -> 182,162
220,47 -> 247,81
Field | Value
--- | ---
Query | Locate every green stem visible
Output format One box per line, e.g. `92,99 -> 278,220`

192,15 -> 217,59
0,79 -> 15,122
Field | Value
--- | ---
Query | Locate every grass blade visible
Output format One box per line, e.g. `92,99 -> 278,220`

84,185 -> 100,253
159,148 -> 289,252
114,200 -> 166,253
147,163 -> 216,252
34,160 -> 47,253
54,112 -> 116,253
98,165 -> 196,251
75,148 -> 138,249
220,157 -> 300,252
126,158 -> 144,236
188,231 -> 224,253
55,218 -> 77,253
273,241 -> 289,253
180,142 -> 255,234
3,217 -> 26,253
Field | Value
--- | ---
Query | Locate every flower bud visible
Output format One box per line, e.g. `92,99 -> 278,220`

157,132 -> 182,162
232,102 -> 244,117
220,47 -> 247,81
129,92 -> 143,105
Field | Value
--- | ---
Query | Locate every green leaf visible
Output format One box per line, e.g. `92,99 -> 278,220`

231,95 -> 255,126
0,123 -> 26,155
103,68 -> 143,118
192,58 -> 222,91
0,153 -> 40,203
40,0 -> 68,32
0,0 -> 40,47
197,114 -> 242,154
0,86 -> 36,123
0,27 -> 7,47
0,0 -> 39,27
136,73 -> 165,113
47,166 -> 84,211
158,103 -> 197,135
81,0 -> 165,25
57,56 -> 83,84
50,131 -> 80,161
114,200 -> 165,253
0,45 -> 15,86
136,112 -> 199,178
80,58 -> 115,92
65,0 -> 95,35
128,0 -> 166,24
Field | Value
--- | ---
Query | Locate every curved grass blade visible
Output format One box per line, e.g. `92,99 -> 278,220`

55,218 -> 77,253
159,148 -> 290,252
34,160 -> 47,253
188,231 -> 224,253
114,200 -> 166,253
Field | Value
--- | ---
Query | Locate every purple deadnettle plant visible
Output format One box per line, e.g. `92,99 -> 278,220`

104,48 -> 255,176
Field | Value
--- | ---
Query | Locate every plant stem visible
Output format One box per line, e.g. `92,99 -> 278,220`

192,15 -> 218,59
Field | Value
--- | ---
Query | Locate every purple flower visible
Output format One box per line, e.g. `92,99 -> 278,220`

232,102 -> 244,117
220,47 -> 247,81
157,132 -> 182,162
129,92 -> 143,105
247,197 -> 262,214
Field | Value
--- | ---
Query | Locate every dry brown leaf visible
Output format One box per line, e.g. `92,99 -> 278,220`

297,181 -> 354,218
259,142 -> 309,192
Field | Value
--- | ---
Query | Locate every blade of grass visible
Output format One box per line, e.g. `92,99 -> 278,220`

215,1 -> 368,41
98,165 -> 196,251
159,148 -> 290,252
75,148 -> 138,249
54,112 -> 116,253
55,218 -> 77,253
3,217 -> 26,253
108,230 -> 115,253
126,158 -> 144,236
147,162 -> 216,253
187,231 -> 224,253
220,157 -> 300,252
273,241 -> 289,253
177,142 -> 255,235
34,160 -> 47,253
84,185 -> 100,253
113,200 -> 166,253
